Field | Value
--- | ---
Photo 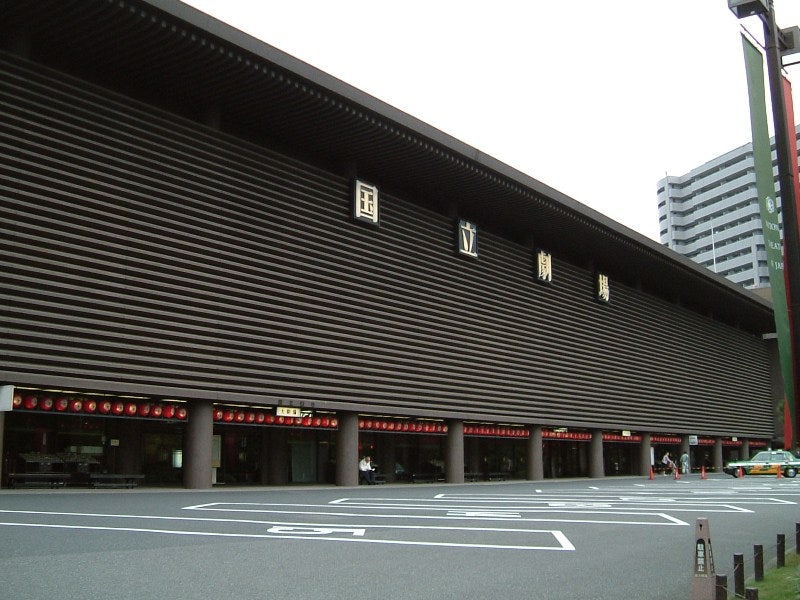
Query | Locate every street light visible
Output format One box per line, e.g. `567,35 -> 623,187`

728,0 -> 768,19
728,0 -> 800,450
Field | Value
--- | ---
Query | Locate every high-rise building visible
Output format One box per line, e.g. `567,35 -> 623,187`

657,125 -> 800,294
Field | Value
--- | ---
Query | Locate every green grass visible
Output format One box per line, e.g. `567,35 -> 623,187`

747,552 -> 800,600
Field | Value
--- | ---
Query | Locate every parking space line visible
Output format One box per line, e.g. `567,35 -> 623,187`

0,511 -> 575,551
186,502 -> 689,526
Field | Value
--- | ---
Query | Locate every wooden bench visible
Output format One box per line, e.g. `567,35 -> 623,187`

89,473 -> 145,489
8,472 -> 71,488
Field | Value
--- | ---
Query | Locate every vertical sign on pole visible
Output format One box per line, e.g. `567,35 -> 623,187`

742,34 -> 797,449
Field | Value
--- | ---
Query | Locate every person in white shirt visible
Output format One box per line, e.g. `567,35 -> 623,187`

359,456 -> 376,484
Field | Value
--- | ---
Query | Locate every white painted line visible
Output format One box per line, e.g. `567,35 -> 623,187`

0,521 -> 572,550
0,509 -> 572,536
0,518 -> 575,552
185,505 -> 688,526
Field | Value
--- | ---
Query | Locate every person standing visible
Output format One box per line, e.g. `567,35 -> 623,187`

680,451 -> 690,475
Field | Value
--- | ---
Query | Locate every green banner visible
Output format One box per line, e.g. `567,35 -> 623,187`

742,35 -> 796,447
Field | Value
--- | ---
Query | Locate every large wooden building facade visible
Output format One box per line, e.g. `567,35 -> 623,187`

0,0 -> 779,488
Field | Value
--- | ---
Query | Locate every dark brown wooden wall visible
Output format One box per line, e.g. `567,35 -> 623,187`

0,52 -> 773,437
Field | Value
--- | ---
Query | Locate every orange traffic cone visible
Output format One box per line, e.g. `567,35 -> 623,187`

673,466 -> 680,480
777,465 -> 782,478
701,466 -> 707,480
738,466 -> 744,478
649,467 -> 654,480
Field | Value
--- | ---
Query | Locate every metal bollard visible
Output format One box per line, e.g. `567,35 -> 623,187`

714,574 -> 727,600
777,533 -> 786,568
745,587 -> 759,599
754,544 -> 764,581
733,553 -> 745,598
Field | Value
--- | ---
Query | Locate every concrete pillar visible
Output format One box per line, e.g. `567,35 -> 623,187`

336,412 -> 359,487
590,429 -> 604,478
268,429 -> 289,485
445,420 -> 464,484
527,425 -> 544,480
740,438 -> 750,460
183,399 -> 213,489
713,437 -> 724,473
639,432 -> 652,476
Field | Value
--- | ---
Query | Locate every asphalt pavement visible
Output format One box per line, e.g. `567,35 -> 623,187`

1,473 -> 798,600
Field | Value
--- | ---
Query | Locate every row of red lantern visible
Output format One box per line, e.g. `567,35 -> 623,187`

13,394 -> 188,419
464,425 -> 529,437
360,419 -> 448,433
213,409 -> 338,428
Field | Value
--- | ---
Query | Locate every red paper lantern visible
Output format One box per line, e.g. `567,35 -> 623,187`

234,411 -> 245,423
98,400 -> 112,414
245,412 -> 255,423
175,407 -> 187,419
112,402 -> 125,415
84,400 -> 97,413
313,417 -> 321,427
23,395 -> 38,410
320,417 -> 329,427
125,403 -> 137,416
256,413 -> 266,424
223,410 -> 233,422
40,397 -> 54,411
55,397 -> 69,411
137,404 -> 151,417
69,399 -> 83,412
163,405 -> 176,419
151,405 -> 163,418
266,415 -> 275,424
302,417 -> 311,426
330,418 -> 338,428
13,394 -> 22,408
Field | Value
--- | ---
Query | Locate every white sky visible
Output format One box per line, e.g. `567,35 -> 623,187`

180,0 -> 800,242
